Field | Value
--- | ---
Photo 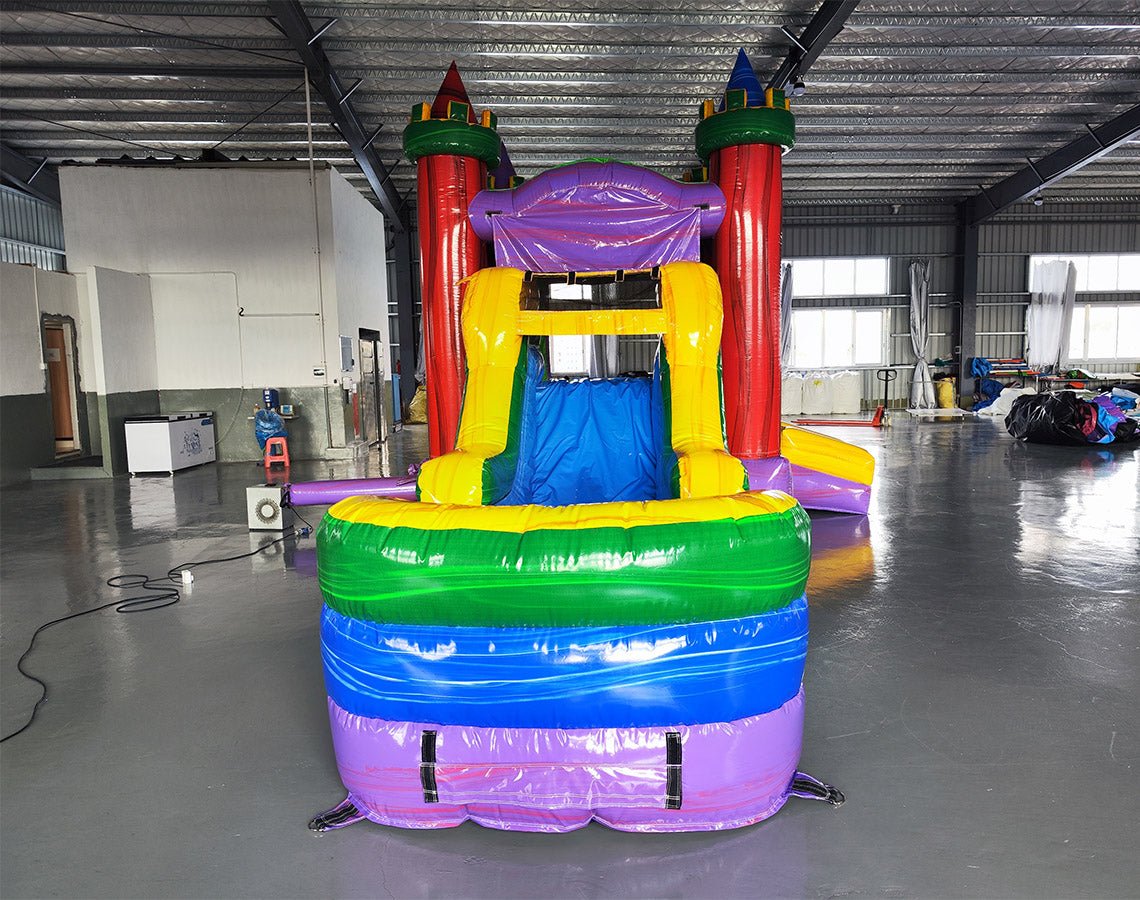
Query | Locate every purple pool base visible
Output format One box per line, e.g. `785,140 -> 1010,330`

741,456 -> 870,515
787,465 -> 871,515
289,459 -> 794,508
320,691 -> 807,833
741,456 -> 794,493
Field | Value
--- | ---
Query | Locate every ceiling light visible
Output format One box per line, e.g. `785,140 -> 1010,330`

789,80 -> 807,98
1033,196 -> 1044,206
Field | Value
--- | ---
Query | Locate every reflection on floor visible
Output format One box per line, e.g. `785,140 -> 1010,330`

1,421 -> 1137,898
806,512 -> 873,600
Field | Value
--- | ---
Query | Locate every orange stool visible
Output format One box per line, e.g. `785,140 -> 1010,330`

264,436 -> 290,471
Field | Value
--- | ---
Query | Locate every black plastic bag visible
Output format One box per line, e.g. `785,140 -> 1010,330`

1115,417 -> 1140,443
1004,392 -> 1091,445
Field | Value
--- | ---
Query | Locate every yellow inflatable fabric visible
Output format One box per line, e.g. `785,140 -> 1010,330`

780,424 -> 875,487
418,262 -> 748,505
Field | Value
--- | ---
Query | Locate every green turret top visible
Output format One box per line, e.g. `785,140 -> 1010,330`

695,49 -> 795,160
403,62 -> 500,167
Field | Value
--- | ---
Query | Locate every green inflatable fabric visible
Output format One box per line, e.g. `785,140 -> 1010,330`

317,504 -> 811,628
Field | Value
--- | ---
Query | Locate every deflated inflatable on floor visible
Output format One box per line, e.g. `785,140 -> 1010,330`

310,54 -> 856,833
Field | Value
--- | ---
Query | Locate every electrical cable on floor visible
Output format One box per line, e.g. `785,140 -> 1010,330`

292,509 -> 315,536
0,531 -> 301,744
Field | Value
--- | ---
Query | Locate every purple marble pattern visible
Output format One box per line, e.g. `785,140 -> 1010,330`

742,456 -> 795,494
787,465 -> 872,515
468,161 -> 726,273
287,477 -> 417,507
327,690 -> 804,833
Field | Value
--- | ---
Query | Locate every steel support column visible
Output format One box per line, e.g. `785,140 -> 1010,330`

0,142 -> 60,205
392,226 -> 418,406
955,211 -> 980,406
963,103 -> 1140,225
767,1 -> 860,90
268,0 -> 408,230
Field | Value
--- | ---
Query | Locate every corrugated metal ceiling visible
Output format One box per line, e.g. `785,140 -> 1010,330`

1,0 -> 1138,214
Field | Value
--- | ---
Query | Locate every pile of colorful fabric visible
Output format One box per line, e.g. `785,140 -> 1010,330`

972,378 -> 1007,411
1005,389 -> 1140,445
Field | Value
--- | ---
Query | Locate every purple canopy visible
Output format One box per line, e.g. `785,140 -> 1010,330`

469,160 -> 725,272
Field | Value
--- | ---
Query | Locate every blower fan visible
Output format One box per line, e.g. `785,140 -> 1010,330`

246,485 -> 294,532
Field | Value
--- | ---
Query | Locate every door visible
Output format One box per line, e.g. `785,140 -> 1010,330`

358,337 -> 379,445
370,339 -> 386,441
44,323 -> 77,455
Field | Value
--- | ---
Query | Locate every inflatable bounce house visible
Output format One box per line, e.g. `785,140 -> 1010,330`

305,52 -> 872,833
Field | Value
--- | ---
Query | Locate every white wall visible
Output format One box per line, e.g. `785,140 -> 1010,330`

0,263 -> 89,397
328,166 -> 391,382
59,164 -> 333,390
149,273 -> 242,389
58,163 -> 392,453
61,166 -> 322,315
0,264 -> 44,397
86,266 -> 156,395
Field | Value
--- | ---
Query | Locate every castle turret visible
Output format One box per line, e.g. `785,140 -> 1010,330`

403,63 -> 500,457
696,50 -> 795,460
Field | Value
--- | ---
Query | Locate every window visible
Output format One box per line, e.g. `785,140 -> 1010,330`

790,257 -> 889,298
547,283 -> 592,376
549,283 -> 590,303
791,308 -> 888,369
548,336 -> 591,375
543,282 -> 644,377
1068,304 -> 1140,362
1029,254 -> 1140,293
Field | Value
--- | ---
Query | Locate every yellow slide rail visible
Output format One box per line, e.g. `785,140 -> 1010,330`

418,262 -> 748,505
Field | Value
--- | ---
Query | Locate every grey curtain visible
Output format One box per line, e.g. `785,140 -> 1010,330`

908,259 -> 935,408
1026,260 -> 1076,370
414,323 -> 426,384
588,335 -> 619,378
779,262 -> 793,368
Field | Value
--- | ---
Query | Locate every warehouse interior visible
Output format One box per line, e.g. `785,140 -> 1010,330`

1,2 -> 1137,898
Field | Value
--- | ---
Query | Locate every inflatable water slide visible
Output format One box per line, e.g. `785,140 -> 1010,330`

303,51 -> 871,833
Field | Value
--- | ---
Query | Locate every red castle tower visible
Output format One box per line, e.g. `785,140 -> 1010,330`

696,50 -> 795,460
403,64 -> 500,457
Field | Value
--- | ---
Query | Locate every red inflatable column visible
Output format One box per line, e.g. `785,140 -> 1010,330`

415,153 -> 484,457
403,64 -> 500,457
711,143 -> 784,459
696,72 -> 795,460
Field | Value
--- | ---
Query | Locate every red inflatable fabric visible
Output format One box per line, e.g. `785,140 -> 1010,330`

416,153 -> 486,457
712,142 -> 783,459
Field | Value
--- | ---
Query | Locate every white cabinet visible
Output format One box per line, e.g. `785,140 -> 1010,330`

124,412 -> 217,475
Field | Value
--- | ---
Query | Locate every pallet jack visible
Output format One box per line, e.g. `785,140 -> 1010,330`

792,368 -> 895,428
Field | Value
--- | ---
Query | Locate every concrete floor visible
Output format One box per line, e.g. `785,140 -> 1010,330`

1,420 -> 1137,898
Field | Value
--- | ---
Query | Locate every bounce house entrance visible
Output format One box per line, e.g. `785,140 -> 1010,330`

503,269 -> 665,506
